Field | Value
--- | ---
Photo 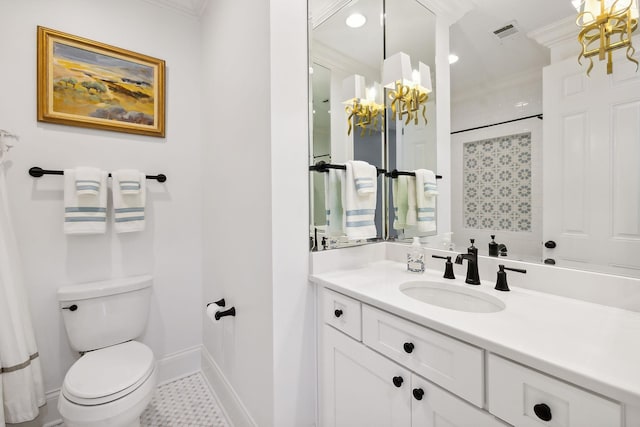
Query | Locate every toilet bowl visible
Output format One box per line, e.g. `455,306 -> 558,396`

57,276 -> 156,427
58,341 -> 157,427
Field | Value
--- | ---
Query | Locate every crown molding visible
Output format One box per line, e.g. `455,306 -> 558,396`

141,0 -> 208,17
528,15 -> 576,49
416,0 -> 476,25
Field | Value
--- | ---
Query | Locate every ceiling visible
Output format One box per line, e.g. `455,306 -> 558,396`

450,0 -> 576,98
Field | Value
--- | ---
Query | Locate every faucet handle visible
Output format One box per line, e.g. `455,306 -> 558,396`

432,255 -> 455,279
495,265 -> 526,292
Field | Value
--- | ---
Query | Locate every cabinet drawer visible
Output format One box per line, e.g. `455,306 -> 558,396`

323,288 -> 362,341
362,304 -> 484,407
487,354 -> 622,427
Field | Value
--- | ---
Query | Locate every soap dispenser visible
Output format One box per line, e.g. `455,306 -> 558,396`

488,235 -> 499,257
407,237 -> 425,273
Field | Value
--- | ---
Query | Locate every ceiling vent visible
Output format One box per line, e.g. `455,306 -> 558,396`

492,20 -> 521,41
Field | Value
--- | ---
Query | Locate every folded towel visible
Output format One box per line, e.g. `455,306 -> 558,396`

111,170 -> 146,233
350,160 -> 377,195
115,169 -> 141,195
406,176 -> 417,226
75,166 -> 102,196
415,169 -> 437,233
343,160 -> 377,240
415,168 -> 438,195
64,169 -> 108,235
324,169 -> 345,237
392,175 -> 409,230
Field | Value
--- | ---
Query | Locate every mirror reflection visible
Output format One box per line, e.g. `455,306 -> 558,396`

309,0 -> 438,250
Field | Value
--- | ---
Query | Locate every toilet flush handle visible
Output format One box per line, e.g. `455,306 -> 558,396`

62,304 -> 78,311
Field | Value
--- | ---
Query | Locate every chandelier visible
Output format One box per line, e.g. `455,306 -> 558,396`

576,0 -> 639,75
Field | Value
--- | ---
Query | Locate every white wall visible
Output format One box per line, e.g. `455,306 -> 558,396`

200,1 -> 274,426
201,0 -> 314,426
0,0 -> 203,406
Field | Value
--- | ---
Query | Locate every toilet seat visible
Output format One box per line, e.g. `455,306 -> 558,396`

62,341 -> 155,406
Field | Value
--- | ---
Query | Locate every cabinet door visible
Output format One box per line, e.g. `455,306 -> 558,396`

321,325 -> 412,427
411,375 -> 508,427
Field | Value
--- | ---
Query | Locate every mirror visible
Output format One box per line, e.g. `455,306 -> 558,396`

309,0 -> 437,250
449,0 -> 640,278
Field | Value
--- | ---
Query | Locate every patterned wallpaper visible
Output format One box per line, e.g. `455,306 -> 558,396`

463,132 -> 532,232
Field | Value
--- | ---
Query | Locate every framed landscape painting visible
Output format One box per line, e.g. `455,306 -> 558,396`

37,26 -> 165,137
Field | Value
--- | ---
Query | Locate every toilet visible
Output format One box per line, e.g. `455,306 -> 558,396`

57,275 -> 157,427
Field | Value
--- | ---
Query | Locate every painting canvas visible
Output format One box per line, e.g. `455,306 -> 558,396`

37,26 -> 165,137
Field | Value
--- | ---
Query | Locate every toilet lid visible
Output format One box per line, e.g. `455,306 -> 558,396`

63,341 -> 155,405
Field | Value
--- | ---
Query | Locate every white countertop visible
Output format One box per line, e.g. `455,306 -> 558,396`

311,260 -> 640,407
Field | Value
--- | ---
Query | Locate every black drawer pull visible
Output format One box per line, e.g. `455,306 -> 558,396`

403,342 -> 414,354
62,304 -> 78,311
544,240 -> 557,249
412,388 -> 424,400
392,376 -> 403,388
533,403 -> 552,421
334,309 -> 343,318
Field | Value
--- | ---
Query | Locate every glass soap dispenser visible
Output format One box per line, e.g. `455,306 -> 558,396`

407,237 -> 425,273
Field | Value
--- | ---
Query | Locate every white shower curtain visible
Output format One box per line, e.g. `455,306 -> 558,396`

0,141 -> 45,425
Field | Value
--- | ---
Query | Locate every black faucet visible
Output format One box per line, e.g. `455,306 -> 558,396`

495,265 -> 527,291
455,239 -> 480,285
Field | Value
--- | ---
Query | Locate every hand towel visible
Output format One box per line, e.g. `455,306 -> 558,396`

406,176 -> 417,226
416,168 -> 438,195
392,175 -> 409,230
350,160 -> 376,195
415,169 -> 437,232
75,166 -> 102,196
64,168 -> 108,235
324,169 -> 345,237
343,160 -> 377,240
111,169 -> 146,233
114,169 -> 141,195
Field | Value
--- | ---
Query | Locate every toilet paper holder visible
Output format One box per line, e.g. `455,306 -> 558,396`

207,298 -> 225,308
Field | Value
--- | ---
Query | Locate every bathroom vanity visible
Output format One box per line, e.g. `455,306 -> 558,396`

310,243 -> 640,427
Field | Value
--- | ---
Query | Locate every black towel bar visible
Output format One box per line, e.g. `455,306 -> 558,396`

28,166 -> 167,183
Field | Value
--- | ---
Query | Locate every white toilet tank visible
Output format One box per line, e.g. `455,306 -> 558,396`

58,275 -> 153,352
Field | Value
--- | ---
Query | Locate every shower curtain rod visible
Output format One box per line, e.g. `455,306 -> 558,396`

28,166 -> 167,182
450,113 -> 543,135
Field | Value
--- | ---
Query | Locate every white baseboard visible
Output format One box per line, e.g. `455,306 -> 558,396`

201,346 -> 257,427
156,344 -> 202,385
9,345 -> 204,427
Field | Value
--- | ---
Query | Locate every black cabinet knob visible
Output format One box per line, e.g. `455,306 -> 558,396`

544,240 -> 557,249
403,342 -> 414,354
334,309 -> 343,318
543,258 -> 556,265
62,304 -> 78,311
412,388 -> 424,400
533,403 -> 552,421
392,376 -> 403,388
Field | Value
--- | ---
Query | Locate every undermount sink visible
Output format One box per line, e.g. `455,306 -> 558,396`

400,281 -> 505,313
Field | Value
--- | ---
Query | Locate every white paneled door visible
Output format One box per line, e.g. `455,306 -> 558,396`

543,55 -> 640,275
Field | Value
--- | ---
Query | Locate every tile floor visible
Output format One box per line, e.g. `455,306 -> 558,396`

55,372 -> 229,427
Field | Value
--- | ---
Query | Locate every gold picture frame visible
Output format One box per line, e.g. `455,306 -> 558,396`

37,26 -> 165,137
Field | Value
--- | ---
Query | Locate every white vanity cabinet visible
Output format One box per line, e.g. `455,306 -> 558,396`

320,288 -> 508,427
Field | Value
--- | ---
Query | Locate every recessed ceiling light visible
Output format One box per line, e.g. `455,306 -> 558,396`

346,13 -> 366,28
448,54 -> 459,64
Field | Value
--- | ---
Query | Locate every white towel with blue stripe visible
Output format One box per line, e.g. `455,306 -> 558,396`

343,160 -> 377,240
111,169 -> 146,233
324,168 -> 344,237
415,169 -> 437,232
114,169 -> 141,195
74,167 -> 102,196
64,168 -> 108,235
